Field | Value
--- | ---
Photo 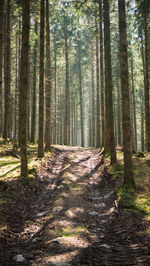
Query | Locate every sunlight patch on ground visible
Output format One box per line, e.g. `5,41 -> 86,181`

43,250 -> 78,264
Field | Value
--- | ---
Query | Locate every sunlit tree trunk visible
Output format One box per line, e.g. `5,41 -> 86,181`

77,34 -> 84,147
118,0 -> 135,188
38,0 -> 45,158
103,0 -> 117,164
64,20 -> 69,145
45,0 -> 51,151
19,0 -> 30,177
95,19 -> 100,148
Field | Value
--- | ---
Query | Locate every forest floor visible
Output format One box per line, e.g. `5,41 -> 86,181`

0,144 -> 150,265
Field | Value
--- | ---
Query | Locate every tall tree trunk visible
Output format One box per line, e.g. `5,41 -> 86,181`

91,43 -> 95,147
14,31 -> 18,146
116,75 -> 121,146
0,0 -> 4,135
45,0 -> 51,151
96,20 -> 100,148
54,37 -> 57,144
38,0 -> 45,158
78,35 -> 84,147
3,0 -> 11,140
140,92 -> 144,152
99,0 -> 104,147
118,0 -> 135,188
103,0 -> 117,164
64,20 -> 69,145
143,5 -> 150,151
130,56 -> 137,152
19,0 -> 30,177
31,21 -> 38,143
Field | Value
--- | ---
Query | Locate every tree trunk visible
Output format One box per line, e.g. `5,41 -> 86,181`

3,0 -> 11,140
78,34 -> 84,147
45,0 -> 51,151
31,20 -> 38,143
64,20 -> 69,145
19,0 -> 30,178
38,0 -> 45,158
118,0 -> 135,188
54,37 -> 57,144
130,56 -> 137,152
99,0 -> 104,147
143,5 -> 150,151
91,43 -> 95,147
103,0 -> 117,164
0,0 -> 4,135
95,20 -> 100,148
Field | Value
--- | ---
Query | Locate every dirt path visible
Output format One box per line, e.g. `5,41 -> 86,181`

0,146 -> 150,266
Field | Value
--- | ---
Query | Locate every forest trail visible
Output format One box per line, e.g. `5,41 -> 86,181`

0,146 -> 150,266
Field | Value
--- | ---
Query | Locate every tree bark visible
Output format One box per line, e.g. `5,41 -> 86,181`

31,20 -> 38,143
99,0 -> 104,147
118,0 -> 135,188
45,0 -> 51,151
0,0 -> 4,135
77,34 -> 84,147
38,0 -> 45,158
64,20 -> 70,145
3,0 -> 11,140
143,5 -> 150,151
19,0 -> 30,177
103,0 -> 117,164
95,20 -> 100,148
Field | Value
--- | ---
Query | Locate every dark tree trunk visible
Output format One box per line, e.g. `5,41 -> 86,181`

38,0 -> 45,158
143,5 -> 150,151
45,0 -> 51,151
0,0 -> 4,135
99,0 -> 104,147
19,0 -> 30,177
103,0 -> 117,164
118,0 -> 135,188
3,0 -> 11,140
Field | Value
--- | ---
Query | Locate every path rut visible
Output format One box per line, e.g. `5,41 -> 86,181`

0,146 -> 149,266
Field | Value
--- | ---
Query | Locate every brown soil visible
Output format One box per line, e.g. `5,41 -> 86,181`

0,146 -> 150,266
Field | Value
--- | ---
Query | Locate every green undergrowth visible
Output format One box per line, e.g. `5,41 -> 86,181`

111,151 -> 150,220
57,225 -> 89,237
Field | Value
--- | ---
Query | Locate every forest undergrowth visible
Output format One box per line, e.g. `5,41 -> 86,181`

0,140 -> 150,265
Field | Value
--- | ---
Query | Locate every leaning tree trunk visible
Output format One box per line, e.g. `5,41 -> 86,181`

103,0 -> 117,164
38,0 -> 45,158
19,0 -> 30,178
0,0 -> 4,135
45,0 -> 51,151
3,0 -> 11,140
118,0 -> 135,188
